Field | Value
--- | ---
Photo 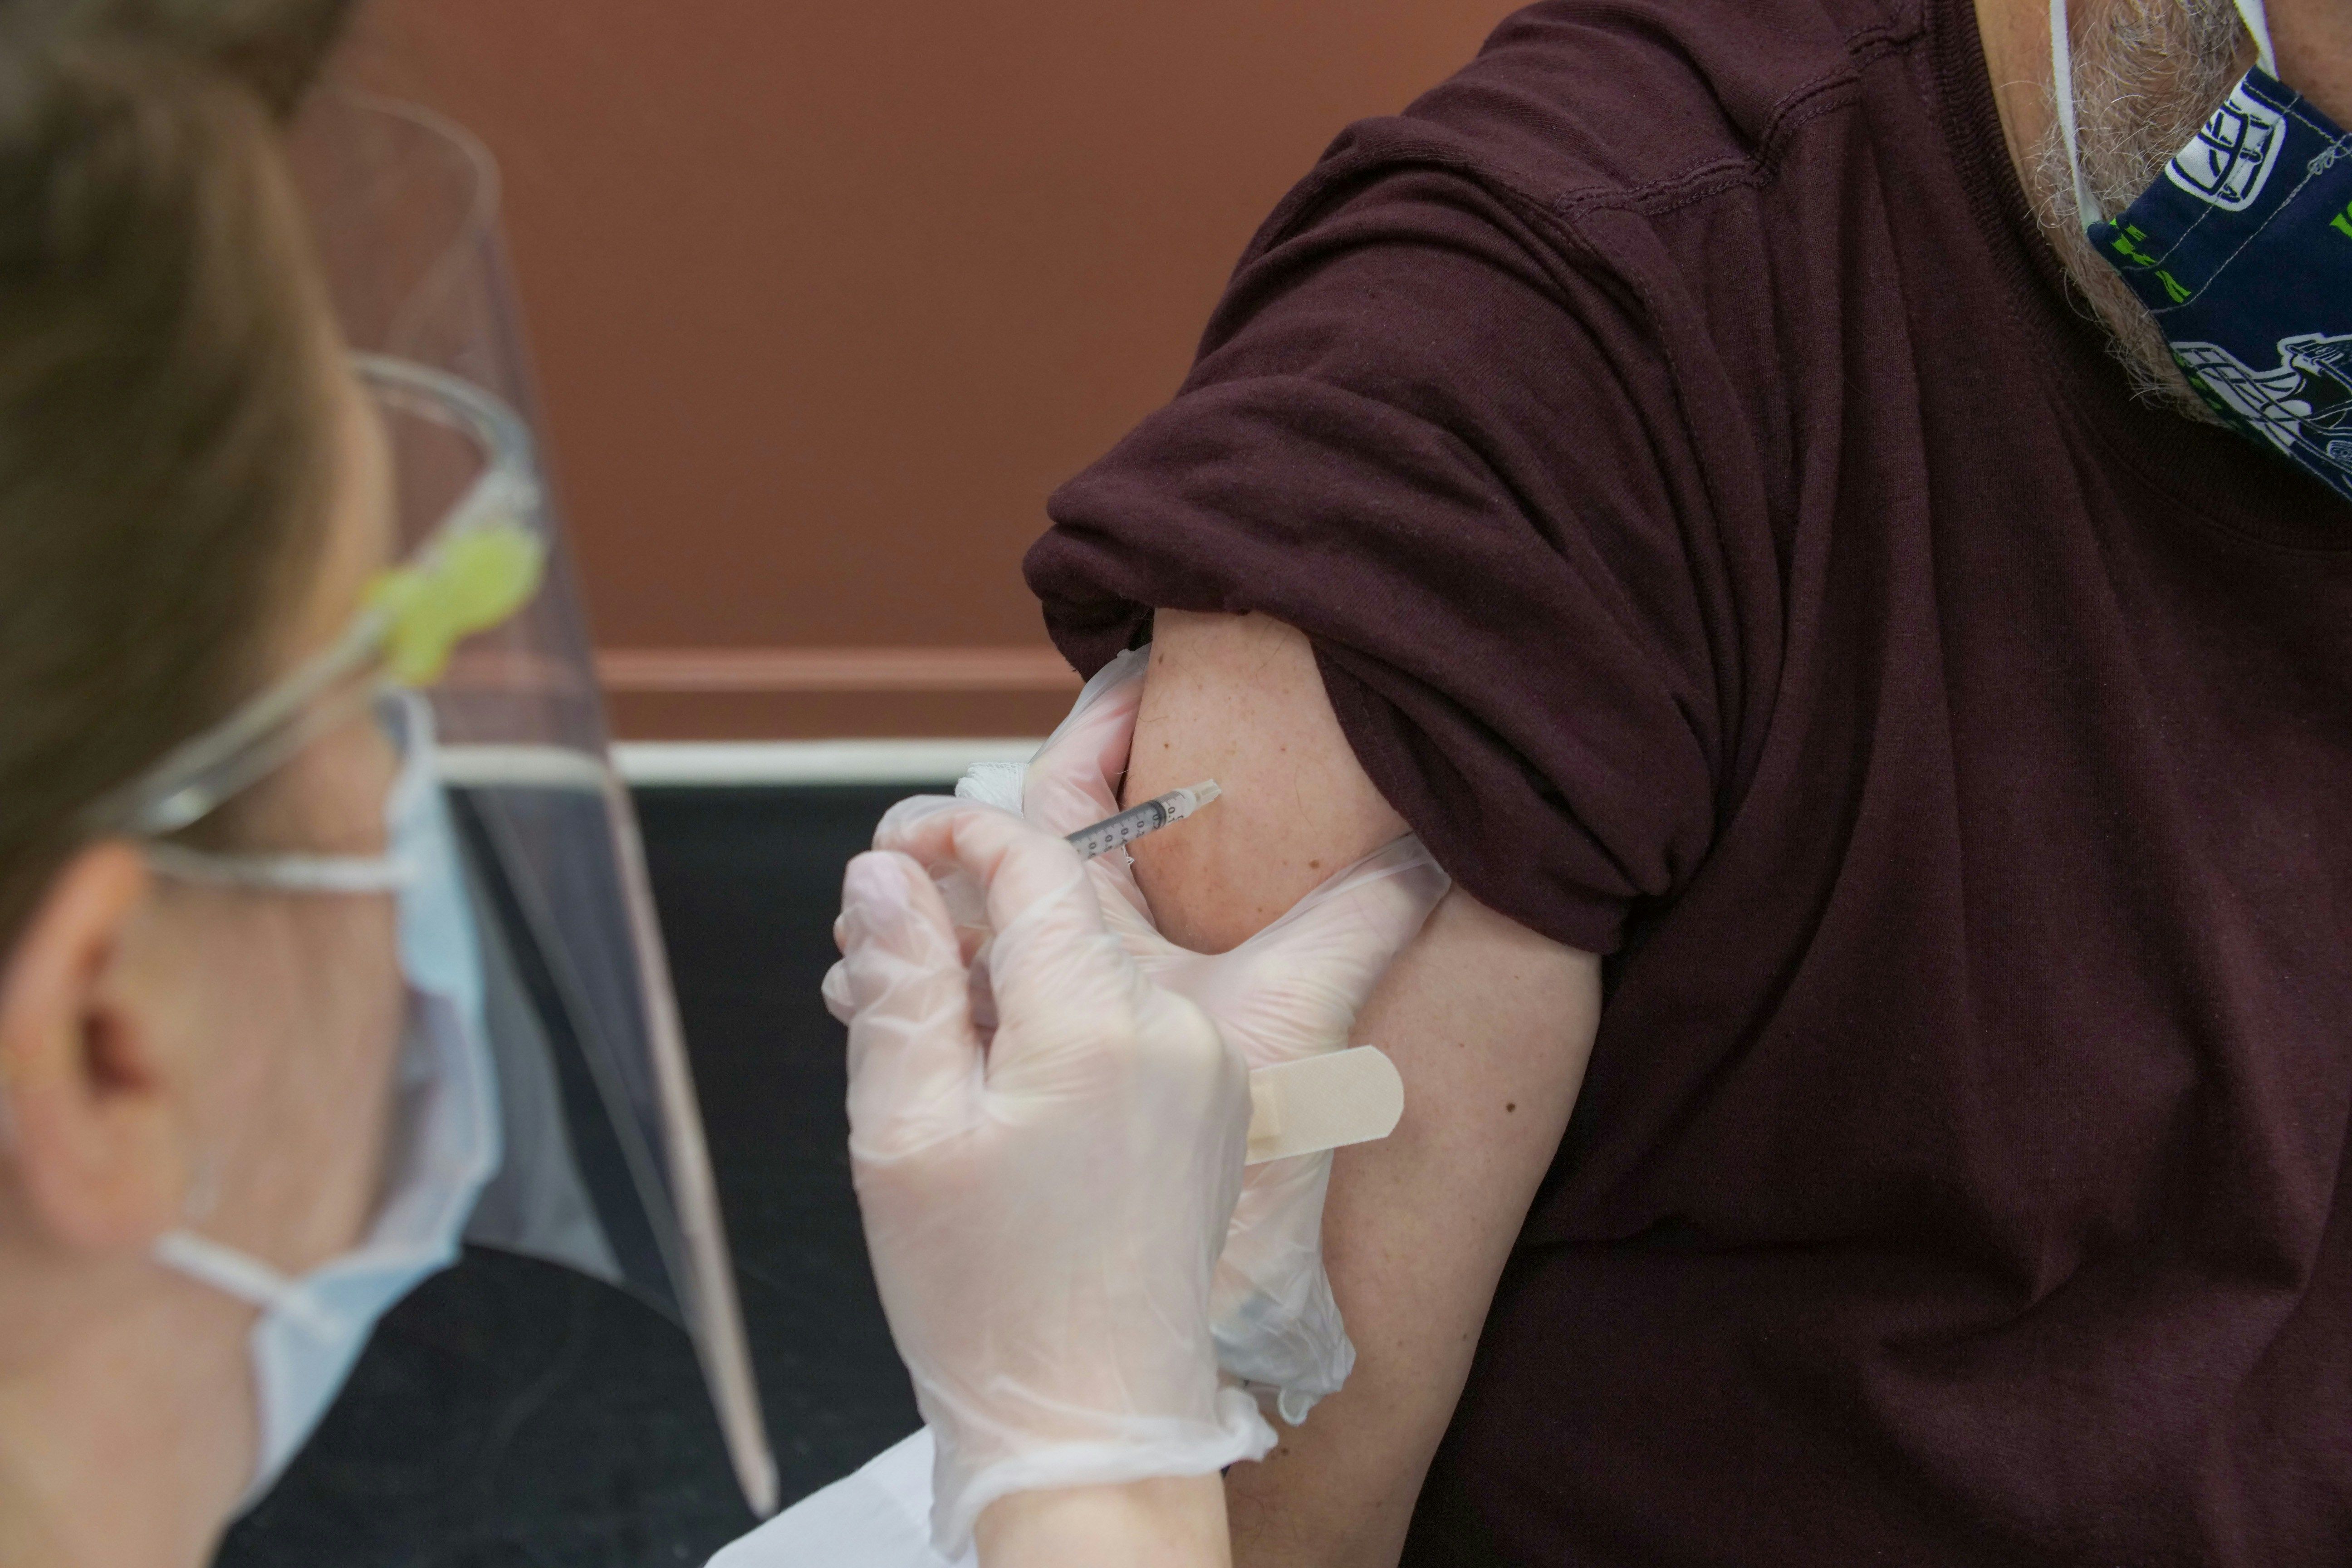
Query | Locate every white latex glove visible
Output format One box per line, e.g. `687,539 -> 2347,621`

825,801 -> 1274,1556
958,647 -> 1450,1424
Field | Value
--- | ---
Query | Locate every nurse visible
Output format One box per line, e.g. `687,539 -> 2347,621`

0,8 -> 786,1558
0,6 -> 1429,1566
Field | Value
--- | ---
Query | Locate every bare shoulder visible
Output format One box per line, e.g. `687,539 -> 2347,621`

1126,610 -> 1407,952
1125,608 -> 1603,1567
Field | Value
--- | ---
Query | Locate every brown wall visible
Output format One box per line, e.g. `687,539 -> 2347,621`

358,0 -> 1521,737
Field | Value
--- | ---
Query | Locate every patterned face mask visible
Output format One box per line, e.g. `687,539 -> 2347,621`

2052,0 -> 2352,503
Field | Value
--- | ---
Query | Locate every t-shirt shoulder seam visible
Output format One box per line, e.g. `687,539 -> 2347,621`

1550,17 -> 1925,222
1245,11 -> 1930,258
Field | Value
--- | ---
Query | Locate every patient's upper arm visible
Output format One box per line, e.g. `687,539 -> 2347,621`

1127,609 -> 1603,1568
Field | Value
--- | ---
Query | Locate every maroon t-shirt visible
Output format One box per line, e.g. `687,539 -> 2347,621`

1024,0 -> 2352,1560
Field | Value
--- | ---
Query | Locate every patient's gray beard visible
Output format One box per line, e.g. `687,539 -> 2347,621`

2028,0 -> 2251,418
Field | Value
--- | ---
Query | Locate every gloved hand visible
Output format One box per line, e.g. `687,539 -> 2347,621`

826,801 -> 1274,1556
957,647 -> 1449,1424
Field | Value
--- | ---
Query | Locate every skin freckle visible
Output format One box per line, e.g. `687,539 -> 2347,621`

1309,858 -> 1323,869
1506,1102 -> 1517,1112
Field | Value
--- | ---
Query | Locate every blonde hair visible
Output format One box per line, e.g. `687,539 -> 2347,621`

0,1 -> 359,940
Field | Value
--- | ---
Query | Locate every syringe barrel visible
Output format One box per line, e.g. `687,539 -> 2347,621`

1066,797 -> 1172,860
1063,781 -> 1220,861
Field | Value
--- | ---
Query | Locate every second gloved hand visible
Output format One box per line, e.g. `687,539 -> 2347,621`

958,647 -> 1450,1425
828,802 -> 1274,1557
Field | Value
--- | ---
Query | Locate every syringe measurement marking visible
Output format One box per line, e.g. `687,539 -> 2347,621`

1065,780 -> 1222,860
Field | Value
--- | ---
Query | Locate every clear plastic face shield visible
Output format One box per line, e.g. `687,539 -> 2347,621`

92,93 -> 777,1516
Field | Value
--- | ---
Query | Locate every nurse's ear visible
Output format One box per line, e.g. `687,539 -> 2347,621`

0,843 -> 189,1252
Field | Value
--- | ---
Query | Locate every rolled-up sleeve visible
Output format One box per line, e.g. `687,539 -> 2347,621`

1027,157 -> 1766,956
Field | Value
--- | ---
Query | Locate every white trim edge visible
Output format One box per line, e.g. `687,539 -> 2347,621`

612,738 -> 1045,788
441,744 -> 617,793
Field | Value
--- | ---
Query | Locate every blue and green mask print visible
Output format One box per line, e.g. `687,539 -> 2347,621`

2053,0 -> 2352,504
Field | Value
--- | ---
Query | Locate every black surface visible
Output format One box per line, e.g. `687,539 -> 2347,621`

218,784 -> 926,1568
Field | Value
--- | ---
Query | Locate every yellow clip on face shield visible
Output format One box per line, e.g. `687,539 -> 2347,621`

360,365 -> 549,689
368,495 -> 545,688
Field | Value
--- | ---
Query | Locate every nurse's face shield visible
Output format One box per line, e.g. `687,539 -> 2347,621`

96,94 -> 778,1517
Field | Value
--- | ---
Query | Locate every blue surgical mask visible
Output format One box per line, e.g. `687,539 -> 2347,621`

2052,0 -> 2352,502
147,691 -> 501,1508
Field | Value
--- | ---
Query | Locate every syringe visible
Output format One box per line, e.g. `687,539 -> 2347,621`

1065,780 -> 1222,860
